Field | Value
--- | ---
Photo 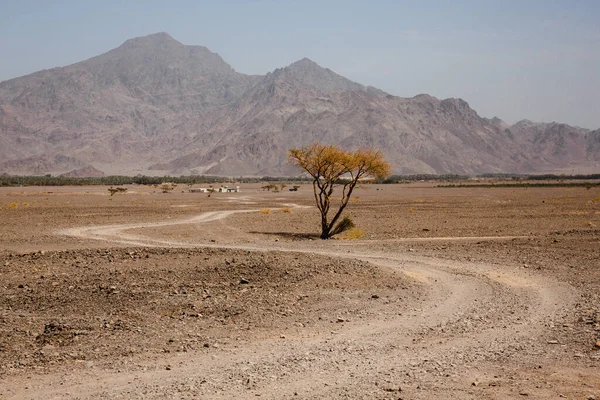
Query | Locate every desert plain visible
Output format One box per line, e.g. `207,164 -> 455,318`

0,182 -> 599,399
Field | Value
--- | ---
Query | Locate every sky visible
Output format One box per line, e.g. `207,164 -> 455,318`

1,0 -> 599,129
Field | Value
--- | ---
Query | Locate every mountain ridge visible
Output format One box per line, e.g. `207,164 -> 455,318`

0,33 -> 598,176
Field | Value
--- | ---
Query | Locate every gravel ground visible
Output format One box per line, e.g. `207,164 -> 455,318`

0,183 -> 598,399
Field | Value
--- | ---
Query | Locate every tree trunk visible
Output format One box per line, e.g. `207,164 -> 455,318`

320,215 -> 331,239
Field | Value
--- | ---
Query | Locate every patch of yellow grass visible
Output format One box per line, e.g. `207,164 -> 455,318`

280,207 -> 292,213
8,202 -> 18,209
408,208 -> 415,213
341,227 -> 365,239
260,208 -> 272,214
22,202 -> 29,207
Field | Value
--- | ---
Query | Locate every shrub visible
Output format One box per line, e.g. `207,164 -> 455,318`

9,202 -> 18,209
260,208 -> 272,214
280,207 -> 292,213
342,227 -> 365,239
330,215 -> 355,236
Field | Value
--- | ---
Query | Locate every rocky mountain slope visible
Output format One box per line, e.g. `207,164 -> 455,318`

0,32 -> 597,176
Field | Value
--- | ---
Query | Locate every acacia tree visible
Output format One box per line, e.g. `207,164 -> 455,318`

288,143 -> 391,239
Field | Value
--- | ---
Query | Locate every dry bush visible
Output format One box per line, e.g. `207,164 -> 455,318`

330,215 -> 355,236
161,183 -> 176,193
261,184 -> 278,192
408,208 -> 415,213
260,208 -> 272,214
9,202 -> 18,209
341,227 -> 365,240
280,207 -> 292,213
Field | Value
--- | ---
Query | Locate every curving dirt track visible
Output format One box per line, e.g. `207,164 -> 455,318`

0,186 -> 598,399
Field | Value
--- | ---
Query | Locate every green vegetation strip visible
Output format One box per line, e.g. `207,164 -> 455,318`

0,175 -> 313,187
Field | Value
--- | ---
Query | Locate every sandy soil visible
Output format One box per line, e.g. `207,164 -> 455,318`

0,183 -> 598,399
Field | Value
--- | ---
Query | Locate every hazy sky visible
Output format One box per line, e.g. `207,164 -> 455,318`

1,0 -> 599,129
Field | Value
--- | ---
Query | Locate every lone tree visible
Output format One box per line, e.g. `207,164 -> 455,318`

288,143 -> 391,239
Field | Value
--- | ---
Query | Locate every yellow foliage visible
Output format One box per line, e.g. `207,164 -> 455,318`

280,207 -> 292,213
408,208 -> 415,213
260,208 -> 272,214
9,202 -> 18,209
288,143 -> 391,182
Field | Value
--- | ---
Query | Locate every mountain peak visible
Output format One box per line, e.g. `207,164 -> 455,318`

120,32 -> 182,48
288,57 -> 321,68
267,58 -> 385,96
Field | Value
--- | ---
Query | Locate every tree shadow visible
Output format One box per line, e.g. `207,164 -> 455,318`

248,231 -> 320,241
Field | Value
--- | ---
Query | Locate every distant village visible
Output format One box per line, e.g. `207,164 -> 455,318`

188,185 -> 240,193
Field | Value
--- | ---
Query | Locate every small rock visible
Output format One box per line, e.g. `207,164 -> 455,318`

587,395 -> 596,400
371,294 -> 380,299
595,340 -> 600,349
336,317 -> 345,323
165,365 -> 172,371
239,278 -> 250,285
547,340 -> 559,344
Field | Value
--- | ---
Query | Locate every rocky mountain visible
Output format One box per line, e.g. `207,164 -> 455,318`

0,154 -> 85,176
60,165 -> 105,178
0,32 -> 598,176
0,32 -> 259,175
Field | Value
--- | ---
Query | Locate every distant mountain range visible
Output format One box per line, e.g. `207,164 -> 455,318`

0,32 -> 598,176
